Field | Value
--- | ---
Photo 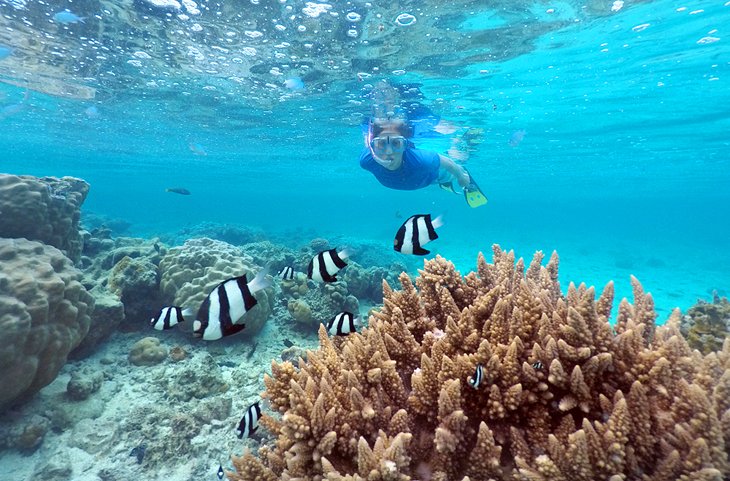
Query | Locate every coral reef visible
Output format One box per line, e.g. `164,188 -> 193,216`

0,414 -> 52,452
128,337 -> 168,366
230,246 -> 730,481
69,290 -> 124,359
285,281 -> 360,331
0,174 -> 89,263
344,261 -> 405,303
108,255 -> 160,323
159,238 -> 274,335
66,369 -> 103,401
161,353 -> 229,401
163,222 -> 266,247
241,240 -> 298,273
288,298 -> 315,326
681,292 -> 730,354
121,395 -> 232,468
0,238 -> 94,413
78,233 -> 164,337
169,345 -> 188,362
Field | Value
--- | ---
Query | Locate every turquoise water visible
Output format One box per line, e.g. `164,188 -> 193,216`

1,0 -> 729,318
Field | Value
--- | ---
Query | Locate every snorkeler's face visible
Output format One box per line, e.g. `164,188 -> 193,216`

369,124 -> 406,169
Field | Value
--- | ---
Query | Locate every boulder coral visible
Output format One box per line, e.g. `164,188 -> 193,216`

0,174 -> 89,263
681,292 -> 730,355
230,245 -> 730,481
0,238 -> 94,412
128,337 -> 167,366
158,238 -> 273,335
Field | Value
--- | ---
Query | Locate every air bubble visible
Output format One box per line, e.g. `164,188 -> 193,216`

346,12 -> 361,22
298,25 -> 307,32
347,29 -> 357,37
395,13 -> 416,26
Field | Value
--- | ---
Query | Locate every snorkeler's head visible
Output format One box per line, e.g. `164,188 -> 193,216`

367,117 -> 412,169
369,117 -> 413,139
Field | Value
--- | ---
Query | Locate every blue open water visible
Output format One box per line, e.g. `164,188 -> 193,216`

1,0 -> 729,319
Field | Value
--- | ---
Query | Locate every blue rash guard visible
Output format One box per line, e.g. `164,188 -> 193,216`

359,147 -> 441,190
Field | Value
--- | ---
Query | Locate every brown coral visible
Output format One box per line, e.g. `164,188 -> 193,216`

229,246 -> 730,481
0,174 -> 89,263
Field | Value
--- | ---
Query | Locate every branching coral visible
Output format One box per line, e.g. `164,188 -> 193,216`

228,245 -> 730,481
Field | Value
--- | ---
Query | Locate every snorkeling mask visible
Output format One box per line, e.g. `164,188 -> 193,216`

367,122 -> 409,167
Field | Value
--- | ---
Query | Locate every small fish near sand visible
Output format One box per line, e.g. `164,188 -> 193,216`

326,311 -> 358,336
282,339 -> 294,348
394,214 -> 443,255
307,248 -> 351,283
165,187 -> 191,195
193,267 -> 271,341
150,306 -> 192,331
246,341 -> 258,360
53,10 -> 85,24
236,401 -> 261,439
130,444 -> 146,464
217,465 -> 225,479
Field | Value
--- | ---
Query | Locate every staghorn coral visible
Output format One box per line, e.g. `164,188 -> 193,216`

229,245 -> 730,481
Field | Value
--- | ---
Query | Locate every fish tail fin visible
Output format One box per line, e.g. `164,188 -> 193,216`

338,247 -> 355,260
431,214 -> 445,230
181,307 -> 194,319
249,264 -> 272,293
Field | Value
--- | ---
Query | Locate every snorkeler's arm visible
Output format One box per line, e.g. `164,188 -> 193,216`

439,154 -> 470,187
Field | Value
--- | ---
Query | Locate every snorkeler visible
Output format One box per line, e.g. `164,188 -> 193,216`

360,116 -> 487,207
359,81 -> 487,207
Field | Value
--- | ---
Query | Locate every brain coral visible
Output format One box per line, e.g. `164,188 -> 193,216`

0,174 -> 89,263
0,238 -> 94,412
158,238 -> 273,335
231,246 -> 730,481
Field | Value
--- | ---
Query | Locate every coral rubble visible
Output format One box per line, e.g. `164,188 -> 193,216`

230,246 -> 730,481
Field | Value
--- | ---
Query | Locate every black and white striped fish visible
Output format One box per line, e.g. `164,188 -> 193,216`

236,401 -> 261,439
468,363 -> 483,389
193,267 -> 271,341
278,266 -> 295,280
326,311 -> 358,336
532,361 -> 543,370
394,214 -> 443,255
150,306 -> 192,330
307,248 -> 351,282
